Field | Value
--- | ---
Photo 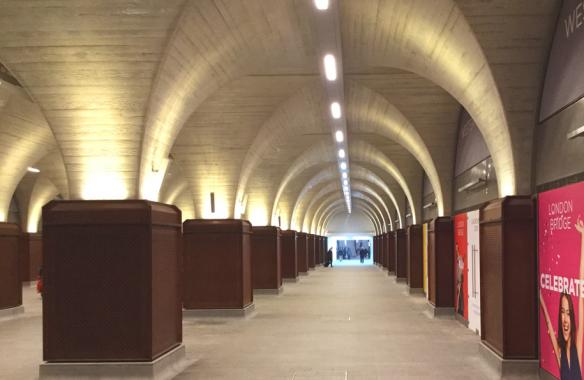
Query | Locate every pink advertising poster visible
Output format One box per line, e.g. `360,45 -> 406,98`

539,181 -> 584,379
454,213 -> 468,321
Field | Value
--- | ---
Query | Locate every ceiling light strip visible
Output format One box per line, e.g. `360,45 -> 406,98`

312,0 -> 351,212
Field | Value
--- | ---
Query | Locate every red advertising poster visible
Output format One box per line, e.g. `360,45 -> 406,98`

454,213 -> 468,321
539,181 -> 584,379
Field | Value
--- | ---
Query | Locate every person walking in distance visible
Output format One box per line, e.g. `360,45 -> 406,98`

326,248 -> 333,268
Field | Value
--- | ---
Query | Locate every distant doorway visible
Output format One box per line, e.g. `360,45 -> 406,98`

327,235 -> 373,266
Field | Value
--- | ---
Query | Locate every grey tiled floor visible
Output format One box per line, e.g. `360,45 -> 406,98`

0,266 -> 503,379
178,266 -> 500,379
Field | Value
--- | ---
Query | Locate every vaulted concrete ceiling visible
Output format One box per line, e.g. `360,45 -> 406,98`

0,0 -> 560,230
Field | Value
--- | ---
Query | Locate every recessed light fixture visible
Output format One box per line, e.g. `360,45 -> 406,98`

331,102 -> 341,119
27,167 -> 40,173
324,54 -> 337,81
342,172 -> 348,179
335,130 -> 344,142
340,162 -> 347,170
338,149 -> 345,158
343,179 -> 348,186
314,0 -> 329,10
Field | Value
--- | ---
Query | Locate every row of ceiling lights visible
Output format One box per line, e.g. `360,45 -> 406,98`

314,0 -> 351,213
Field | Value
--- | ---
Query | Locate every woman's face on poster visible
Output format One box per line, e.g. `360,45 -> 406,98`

561,295 -> 572,342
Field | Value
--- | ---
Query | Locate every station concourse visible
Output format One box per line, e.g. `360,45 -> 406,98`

0,1 -> 582,379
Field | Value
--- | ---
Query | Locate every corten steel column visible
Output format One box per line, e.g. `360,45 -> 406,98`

183,219 -> 254,316
427,217 -> 454,317
0,223 -> 23,318
251,226 -> 282,295
407,225 -> 423,294
20,232 -> 42,284
373,236 -> 377,265
297,232 -> 309,275
40,201 -> 185,378
395,229 -> 407,282
281,230 -> 298,282
384,232 -> 392,271
378,235 -> 383,267
307,234 -> 316,269
478,197 -> 536,371
321,236 -> 325,264
380,234 -> 387,270
317,236 -> 324,265
317,236 -> 322,265
314,236 -> 319,266
387,232 -> 396,275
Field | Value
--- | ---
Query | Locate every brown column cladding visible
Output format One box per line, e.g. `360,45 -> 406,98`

379,235 -> 383,264
322,236 -> 326,264
384,232 -> 391,269
395,229 -> 407,279
42,200 -> 182,362
314,236 -> 319,265
407,225 -> 423,289
480,197 -> 536,359
0,223 -> 22,310
251,226 -> 282,290
380,234 -> 384,266
296,232 -> 309,273
428,217 -> 454,308
281,230 -> 298,279
373,236 -> 377,264
183,219 -> 253,310
307,234 -> 315,269
318,236 -> 323,264
378,234 -> 383,267
20,233 -> 42,283
388,232 -> 396,273
378,235 -> 382,264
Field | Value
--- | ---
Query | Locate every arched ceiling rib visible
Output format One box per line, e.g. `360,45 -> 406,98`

271,137 -> 414,228
0,1 -> 186,200
324,209 -> 377,235
300,176 -> 393,234
289,166 -> 337,231
346,82 -> 446,215
159,160 -> 190,206
302,182 -> 341,233
236,84 -> 327,223
310,193 -> 343,234
351,181 -> 393,230
350,140 -> 414,224
140,0 -> 319,200
0,80 -> 56,220
350,165 -> 401,227
351,192 -> 389,233
290,164 -> 399,233
323,208 -> 377,235
302,176 -> 398,235
341,0 -> 516,197
174,77 -> 323,221
26,177 -> 58,233
315,195 -> 383,236
270,139 -> 334,225
320,199 -> 382,235
33,151 -> 69,200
